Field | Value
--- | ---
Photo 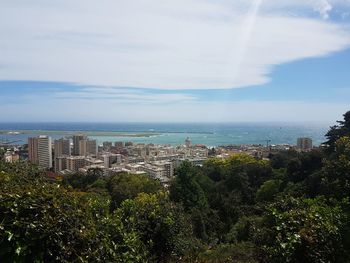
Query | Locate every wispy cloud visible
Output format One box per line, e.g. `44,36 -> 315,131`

51,87 -> 197,103
0,0 -> 350,89
0,94 -> 348,122
3,86 -> 197,104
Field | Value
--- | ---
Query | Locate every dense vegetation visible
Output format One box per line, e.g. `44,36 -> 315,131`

1,111 -> 350,262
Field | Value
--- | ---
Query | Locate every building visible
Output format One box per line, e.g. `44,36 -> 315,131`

37,136 -> 53,169
86,140 -> 97,156
297,137 -> 313,151
85,157 -> 104,167
114,141 -> 125,148
28,136 -> 52,169
72,134 -> 87,156
143,165 -> 164,179
153,161 -> 174,178
4,152 -> 19,163
54,138 -> 70,157
103,141 -> 113,150
185,137 -> 191,147
28,137 -> 38,164
55,156 -> 67,173
79,139 -> 97,156
101,153 -> 121,168
174,157 -> 206,168
66,156 -> 86,172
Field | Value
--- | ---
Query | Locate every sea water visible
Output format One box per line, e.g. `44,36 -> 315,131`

0,122 -> 330,146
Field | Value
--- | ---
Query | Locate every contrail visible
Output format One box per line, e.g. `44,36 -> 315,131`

226,0 -> 263,87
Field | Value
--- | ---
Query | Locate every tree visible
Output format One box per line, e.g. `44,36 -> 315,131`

0,161 -> 148,262
107,173 -> 163,211
324,111 -> 350,154
270,150 -> 298,169
0,163 -> 112,262
116,191 -> 194,262
256,180 -> 282,202
170,161 -> 208,211
321,136 -> 350,199
63,168 -> 103,191
263,197 -> 349,263
197,242 -> 258,263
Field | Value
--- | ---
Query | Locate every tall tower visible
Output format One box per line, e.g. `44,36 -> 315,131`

28,137 -> 39,165
72,134 -> 87,156
79,139 -> 97,156
54,138 -> 71,157
28,136 -> 52,169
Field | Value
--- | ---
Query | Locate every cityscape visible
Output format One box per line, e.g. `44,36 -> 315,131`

2,133 -> 313,184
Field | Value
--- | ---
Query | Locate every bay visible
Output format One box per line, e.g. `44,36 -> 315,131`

0,122 -> 330,146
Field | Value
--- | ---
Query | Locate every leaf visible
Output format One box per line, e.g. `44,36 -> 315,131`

7,231 -> 14,241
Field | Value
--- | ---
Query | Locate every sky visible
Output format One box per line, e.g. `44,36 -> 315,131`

0,0 -> 350,123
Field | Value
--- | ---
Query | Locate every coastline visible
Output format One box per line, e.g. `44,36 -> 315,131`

0,130 -> 162,138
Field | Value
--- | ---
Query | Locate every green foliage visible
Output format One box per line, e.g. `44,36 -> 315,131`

202,158 -> 225,182
226,216 -> 264,244
270,150 -> 298,169
321,136 -> 350,199
256,180 -> 282,202
0,164 -> 113,262
0,162 -> 163,262
197,242 -> 258,263
108,172 -> 163,211
170,161 -> 208,211
0,147 -> 6,161
287,150 -> 324,183
324,111 -> 350,154
63,168 -> 104,191
263,197 -> 349,263
116,191 -> 194,262
203,155 -> 272,239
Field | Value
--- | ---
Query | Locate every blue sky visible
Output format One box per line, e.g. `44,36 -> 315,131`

0,0 -> 350,122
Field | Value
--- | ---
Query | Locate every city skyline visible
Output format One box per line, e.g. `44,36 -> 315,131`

1,0 -> 350,122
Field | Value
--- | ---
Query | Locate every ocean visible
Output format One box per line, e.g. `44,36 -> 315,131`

0,122 -> 330,147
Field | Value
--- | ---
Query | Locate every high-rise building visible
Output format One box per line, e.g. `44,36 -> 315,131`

86,140 -> 97,156
28,136 -> 52,169
28,137 -> 39,164
72,134 -> 87,156
79,139 -> 97,156
55,156 -> 67,173
297,137 -> 313,151
54,138 -> 71,157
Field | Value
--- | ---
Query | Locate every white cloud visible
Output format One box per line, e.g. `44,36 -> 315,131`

312,0 -> 333,19
0,0 -> 350,89
51,87 -> 197,103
